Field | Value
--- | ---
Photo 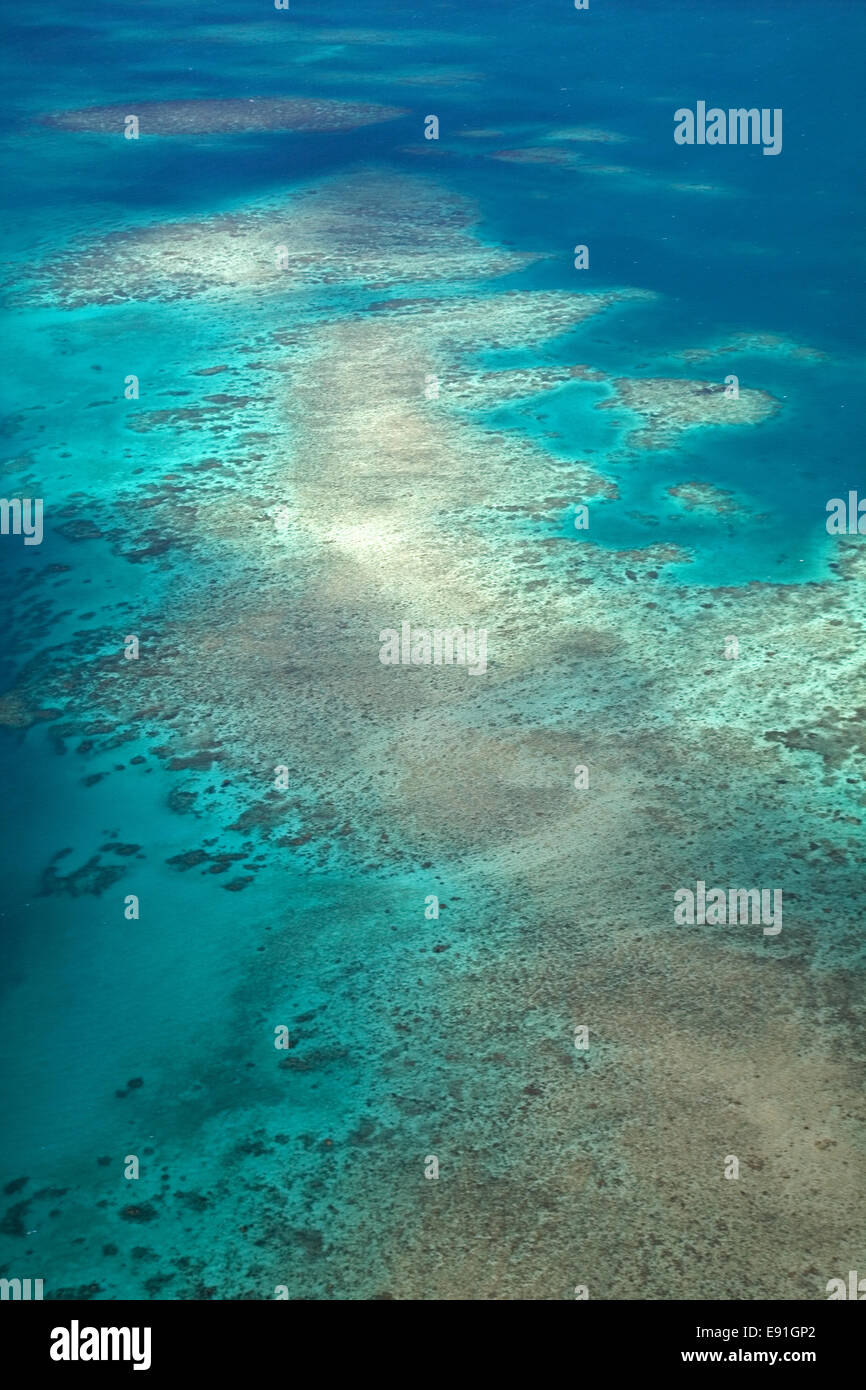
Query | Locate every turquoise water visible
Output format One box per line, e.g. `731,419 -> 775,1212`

1,0 -> 864,1300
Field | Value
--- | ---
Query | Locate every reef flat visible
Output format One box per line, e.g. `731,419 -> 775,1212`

599,376 -> 780,450
40,96 -> 408,136
19,169 -> 537,310
674,332 -> 827,364
667,481 -> 747,515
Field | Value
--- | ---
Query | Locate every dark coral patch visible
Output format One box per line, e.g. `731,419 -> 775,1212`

120,1203 -> 158,1223
40,855 -> 126,897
